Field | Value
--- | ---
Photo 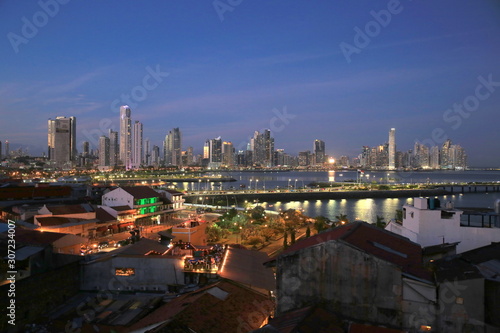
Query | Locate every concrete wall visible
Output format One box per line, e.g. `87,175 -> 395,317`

437,278 -> 487,333
276,240 -> 404,328
81,255 -> 184,292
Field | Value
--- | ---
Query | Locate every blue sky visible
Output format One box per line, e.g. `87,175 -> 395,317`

1,0 -> 500,166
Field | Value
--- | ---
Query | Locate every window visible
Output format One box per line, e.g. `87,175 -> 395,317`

115,268 -> 135,276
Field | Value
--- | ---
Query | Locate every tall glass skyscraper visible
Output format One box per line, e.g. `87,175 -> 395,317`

119,105 -> 132,169
388,128 -> 396,170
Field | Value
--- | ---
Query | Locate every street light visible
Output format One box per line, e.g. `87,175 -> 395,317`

294,179 -> 298,189
249,179 -> 253,190
256,179 -> 259,191
288,179 -> 291,189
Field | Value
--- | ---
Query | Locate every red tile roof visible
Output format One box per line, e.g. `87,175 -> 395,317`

128,279 -> 274,333
120,186 -> 160,199
277,222 -> 431,281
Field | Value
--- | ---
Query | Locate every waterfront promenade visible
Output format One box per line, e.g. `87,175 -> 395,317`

183,187 -> 450,203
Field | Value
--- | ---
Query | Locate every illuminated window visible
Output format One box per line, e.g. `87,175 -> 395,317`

420,325 -> 432,331
456,297 -> 464,304
115,268 -> 135,276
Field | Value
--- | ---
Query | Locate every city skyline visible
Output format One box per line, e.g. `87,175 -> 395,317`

1,1 -> 500,166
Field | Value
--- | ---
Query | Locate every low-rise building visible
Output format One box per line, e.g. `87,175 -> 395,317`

268,221 -> 435,331
386,197 -> 500,253
101,186 -> 180,226
433,242 -> 500,332
80,238 -> 184,292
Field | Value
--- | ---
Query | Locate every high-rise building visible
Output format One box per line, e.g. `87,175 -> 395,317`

48,116 -> 76,169
82,141 -> 89,157
0,140 -> 2,159
131,120 -> 143,169
441,139 -> 452,169
313,139 -> 326,165
119,105 -> 132,169
222,141 -> 234,167
186,146 -> 194,166
4,140 -> 9,158
388,128 -> 396,170
164,128 -> 182,167
298,151 -> 310,166
99,135 -> 110,167
152,145 -> 160,167
249,130 -> 274,167
109,129 -> 119,167
430,146 -> 440,169
208,137 -> 222,169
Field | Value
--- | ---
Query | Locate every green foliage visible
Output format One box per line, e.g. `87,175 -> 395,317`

314,216 -> 329,233
375,215 -> 386,228
281,209 -> 307,232
333,213 -> 349,228
395,209 -> 403,222
206,224 -> 228,242
247,236 -> 264,246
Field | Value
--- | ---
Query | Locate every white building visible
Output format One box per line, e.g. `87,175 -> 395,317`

386,197 -> 500,253
101,186 -> 182,224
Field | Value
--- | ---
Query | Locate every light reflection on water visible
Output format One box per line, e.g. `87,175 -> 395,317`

266,193 -> 500,223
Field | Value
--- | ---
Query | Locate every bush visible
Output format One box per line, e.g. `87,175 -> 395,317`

246,236 -> 264,246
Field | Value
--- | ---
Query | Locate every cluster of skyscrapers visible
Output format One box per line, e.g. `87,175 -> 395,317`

357,128 -> 467,170
41,113 -> 465,171
44,105 -> 329,170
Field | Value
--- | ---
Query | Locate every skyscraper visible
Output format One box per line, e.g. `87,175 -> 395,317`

313,139 -> 325,165
222,141 -> 235,167
109,129 -> 119,167
388,128 -> 396,170
119,105 -> 132,169
99,135 -> 110,167
209,137 -> 222,168
48,116 -> 76,169
4,140 -> 9,158
164,128 -> 182,167
131,120 -> 143,169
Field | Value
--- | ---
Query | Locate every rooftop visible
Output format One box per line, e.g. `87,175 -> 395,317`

219,247 -> 275,293
128,279 -> 274,333
120,186 -> 160,199
274,221 -> 432,281
42,203 -> 93,215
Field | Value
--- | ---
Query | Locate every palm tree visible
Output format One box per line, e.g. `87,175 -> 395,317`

313,216 -> 329,234
375,215 -> 386,228
333,213 -> 349,227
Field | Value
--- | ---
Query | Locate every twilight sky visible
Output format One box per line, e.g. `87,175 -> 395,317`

1,1 -> 500,167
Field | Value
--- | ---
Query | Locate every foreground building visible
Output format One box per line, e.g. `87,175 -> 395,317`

268,222 -> 435,331
385,197 -> 500,253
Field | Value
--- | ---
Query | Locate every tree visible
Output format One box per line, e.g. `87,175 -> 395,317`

314,216 -> 329,234
375,215 -> 386,228
333,213 -> 349,228
283,232 -> 288,249
291,230 -> 296,244
305,225 -> 311,238
395,209 -> 403,222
